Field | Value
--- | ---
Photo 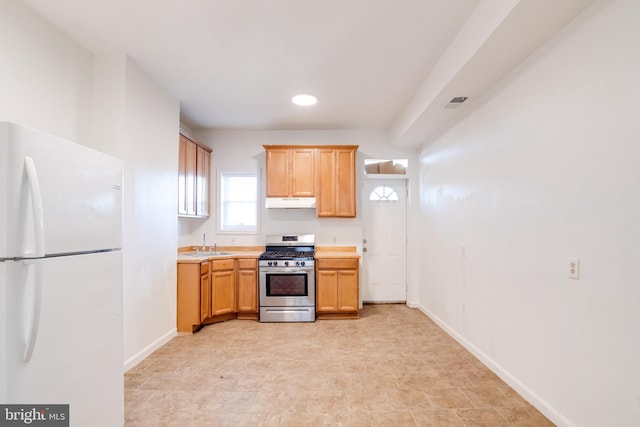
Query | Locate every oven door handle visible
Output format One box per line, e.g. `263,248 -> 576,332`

261,269 -> 314,274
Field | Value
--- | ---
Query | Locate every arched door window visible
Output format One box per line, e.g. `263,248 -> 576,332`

369,185 -> 398,201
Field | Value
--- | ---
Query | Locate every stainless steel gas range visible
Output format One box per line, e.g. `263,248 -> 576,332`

259,234 -> 315,322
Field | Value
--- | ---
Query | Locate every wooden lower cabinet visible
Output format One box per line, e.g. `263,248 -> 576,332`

177,261 -> 210,333
211,259 -> 235,316
316,258 -> 359,319
200,262 -> 211,322
236,258 -> 258,319
177,256 -> 258,333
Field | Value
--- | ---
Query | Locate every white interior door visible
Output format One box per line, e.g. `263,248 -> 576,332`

362,179 -> 407,302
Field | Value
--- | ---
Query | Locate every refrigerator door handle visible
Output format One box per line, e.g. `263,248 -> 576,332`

22,260 -> 43,362
24,156 -> 45,258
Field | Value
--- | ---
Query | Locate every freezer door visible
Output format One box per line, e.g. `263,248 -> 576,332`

5,252 -> 123,426
0,122 -> 122,258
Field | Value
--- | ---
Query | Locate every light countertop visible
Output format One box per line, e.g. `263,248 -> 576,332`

178,245 -> 360,263
177,249 -> 263,263
314,246 -> 361,259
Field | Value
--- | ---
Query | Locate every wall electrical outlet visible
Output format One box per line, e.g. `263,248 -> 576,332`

568,257 -> 580,280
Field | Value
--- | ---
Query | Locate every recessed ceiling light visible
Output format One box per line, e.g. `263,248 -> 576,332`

292,94 -> 318,106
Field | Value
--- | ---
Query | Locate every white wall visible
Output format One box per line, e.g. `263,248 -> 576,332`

89,55 -> 180,368
121,58 -> 180,367
1,0 -> 180,371
415,0 -> 640,425
178,129 -> 418,250
0,0 -> 93,141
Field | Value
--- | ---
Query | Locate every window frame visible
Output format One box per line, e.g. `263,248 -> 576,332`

217,170 -> 260,234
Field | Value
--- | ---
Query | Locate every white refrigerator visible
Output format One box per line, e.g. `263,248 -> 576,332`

0,122 -> 124,425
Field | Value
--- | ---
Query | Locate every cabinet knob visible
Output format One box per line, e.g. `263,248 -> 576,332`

363,247 -> 367,253
362,239 -> 367,244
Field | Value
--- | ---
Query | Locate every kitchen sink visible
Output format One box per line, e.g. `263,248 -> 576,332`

184,251 -> 232,257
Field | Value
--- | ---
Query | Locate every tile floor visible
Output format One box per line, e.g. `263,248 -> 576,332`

125,304 -> 554,426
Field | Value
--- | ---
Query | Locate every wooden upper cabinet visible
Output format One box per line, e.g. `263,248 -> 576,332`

196,146 -> 210,217
317,146 -> 357,218
179,135 -> 197,216
291,148 -> 315,197
179,132 -> 211,218
265,147 -> 290,197
316,149 -> 336,216
264,146 -> 315,197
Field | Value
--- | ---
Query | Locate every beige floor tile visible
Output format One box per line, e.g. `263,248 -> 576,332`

461,386 -> 513,408
456,408 -> 510,426
423,387 -> 475,409
278,411 -> 328,426
124,304 -> 553,426
411,409 -> 464,426
496,406 -> 557,427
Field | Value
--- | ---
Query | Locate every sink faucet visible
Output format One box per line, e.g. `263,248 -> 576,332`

202,233 -> 206,251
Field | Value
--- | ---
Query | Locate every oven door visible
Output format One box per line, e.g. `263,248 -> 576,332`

259,267 -> 315,307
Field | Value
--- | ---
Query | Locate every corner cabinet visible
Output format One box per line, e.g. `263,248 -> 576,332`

316,146 -> 357,217
264,146 -> 315,198
316,258 -> 359,319
177,256 -> 259,333
178,133 -> 211,218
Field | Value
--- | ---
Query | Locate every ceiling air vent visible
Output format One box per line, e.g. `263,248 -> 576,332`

444,96 -> 468,109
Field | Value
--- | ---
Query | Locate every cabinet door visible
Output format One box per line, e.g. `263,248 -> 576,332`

237,269 -> 258,313
196,146 -> 210,217
265,148 -> 290,197
335,148 -> 356,217
200,271 -> 211,322
316,149 -> 336,216
184,138 -> 197,216
212,269 -> 235,315
177,263 -> 201,333
337,269 -> 358,312
178,135 -> 198,216
316,270 -> 338,312
316,147 -> 356,218
291,148 -> 315,197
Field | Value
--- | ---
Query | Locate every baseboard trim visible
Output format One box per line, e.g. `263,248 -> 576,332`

413,303 -> 574,427
124,328 -> 177,372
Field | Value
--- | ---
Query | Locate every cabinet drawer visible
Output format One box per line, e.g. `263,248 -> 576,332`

211,259 -> 235,271
237,258 -> 257,269
200,261 -> 209,275
316,258 -> 359,270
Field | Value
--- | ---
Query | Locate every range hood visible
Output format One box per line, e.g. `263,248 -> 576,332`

265,197 -> 316,209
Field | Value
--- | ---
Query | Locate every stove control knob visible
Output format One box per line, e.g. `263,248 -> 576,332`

284,261 -> 289,267
273,261 -> 278,267
300,261 -> 306,267
267,261 -> 272,267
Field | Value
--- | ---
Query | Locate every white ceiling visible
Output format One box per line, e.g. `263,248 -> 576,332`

22,0 -> 595,147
